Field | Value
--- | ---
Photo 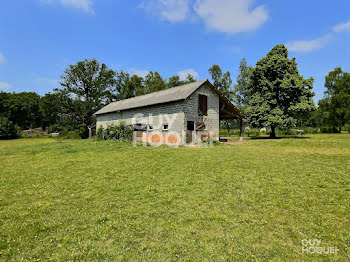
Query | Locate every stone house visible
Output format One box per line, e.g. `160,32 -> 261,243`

95,79 -> 243,144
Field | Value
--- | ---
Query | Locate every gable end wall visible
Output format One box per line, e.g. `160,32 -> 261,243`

183,84 -> 220,139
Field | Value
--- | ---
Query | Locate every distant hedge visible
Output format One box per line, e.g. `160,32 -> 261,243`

0,117 -> 19,139
58,131 -> 81,139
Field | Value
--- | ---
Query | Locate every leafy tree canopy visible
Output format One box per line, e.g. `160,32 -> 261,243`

245,44 -> 315,137
59,59 -> 116,126
318,67 -> 350,131
233,58 -> 253,112
167,74 -> 196,89
208,65 -> 233,101
2,92 -> 42,129
208,64 -> 237,135
143,71 -> 166,95
0,117 -> 18,139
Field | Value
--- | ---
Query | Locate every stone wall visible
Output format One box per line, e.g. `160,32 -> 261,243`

183,84 -> 220,140
96,100 -> 186,134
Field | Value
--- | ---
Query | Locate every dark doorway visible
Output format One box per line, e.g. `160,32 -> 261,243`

186,121 -> 194,143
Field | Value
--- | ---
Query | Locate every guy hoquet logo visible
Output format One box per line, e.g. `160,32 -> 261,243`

301,239 -> 339,255
131,113 -> 215,147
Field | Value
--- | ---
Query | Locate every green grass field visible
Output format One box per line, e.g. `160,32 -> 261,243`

0,135 -> 349,261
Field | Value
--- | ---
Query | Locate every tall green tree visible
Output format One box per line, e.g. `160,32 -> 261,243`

167,74 -> 196,89
0,92 -> 11,118
59,59 -> 116,126
167,76 -> 183,89
42,90 -> 84,131
246,44 -> 315,138
233,58 -> 253,112
318,67 -> 350,131
5,92 -> 42,129
184,74 -> 196,83
114,71 -> 136,101
143,71 -> 166,95
40,93 -> 61,128
208,65 -> 233,100
0,117 -> 18,139
208,65 -> 236,135
131,75 -> 145,97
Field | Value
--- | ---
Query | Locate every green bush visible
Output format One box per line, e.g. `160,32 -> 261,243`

58,131 -> 81,139
97,122 -> 133,141
0,117 -> 19,139
278,129 -> 297,136
321,127 -> 339,133
47,124 -> 65,134
97,126 -> 104,140
246,128 -> 261,137
219,129 -> 228,136
343,124 -> 350,133
75,124 -> 89,139
302,127 -> 320,134
48,124 -> 91,138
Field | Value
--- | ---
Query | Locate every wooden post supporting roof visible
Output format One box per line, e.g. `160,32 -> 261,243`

239,118 -> 243,141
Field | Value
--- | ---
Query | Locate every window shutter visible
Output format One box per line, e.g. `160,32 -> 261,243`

203,95 -> 207,115
198,95 -> 208,115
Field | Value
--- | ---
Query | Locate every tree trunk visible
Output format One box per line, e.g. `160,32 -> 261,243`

270,126 -> 276,138
88,127 -> 92,139
88,124 -> 96,139
227,126 -> 230,137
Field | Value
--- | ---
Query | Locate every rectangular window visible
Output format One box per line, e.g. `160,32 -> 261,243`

163,124 -> 169,131
134,123 -> 146,131
134,123 -> 141,131
148,125 -> 153,131
187,121 -> 194,131
198,94 -> 208,116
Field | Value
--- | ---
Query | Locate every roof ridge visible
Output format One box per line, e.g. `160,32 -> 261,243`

106,79 -> 207,106
94,79 -> 208,115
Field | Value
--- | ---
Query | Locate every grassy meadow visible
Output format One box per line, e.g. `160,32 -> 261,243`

0,134 -> 349,261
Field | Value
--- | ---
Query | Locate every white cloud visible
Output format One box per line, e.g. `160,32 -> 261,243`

0,53 -> 6,64
40,0 -> 94,14
178,68 -> 199,80
287,19 -> 350,53
0,82 -> 12,91
129,68 -> 150,78
333,20 -> 350,33
139,0 -> 190,23
194,0 -> 268,34
286,34 -> 332,53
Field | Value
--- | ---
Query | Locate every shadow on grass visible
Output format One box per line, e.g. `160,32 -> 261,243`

249,136 -> 312,140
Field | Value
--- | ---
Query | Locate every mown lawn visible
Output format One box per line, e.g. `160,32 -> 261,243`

0,134 -> 349,261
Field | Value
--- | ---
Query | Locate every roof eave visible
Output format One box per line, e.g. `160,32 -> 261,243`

94,98 -> 187,116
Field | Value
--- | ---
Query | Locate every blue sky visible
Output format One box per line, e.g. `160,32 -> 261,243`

0,0 -> 350,103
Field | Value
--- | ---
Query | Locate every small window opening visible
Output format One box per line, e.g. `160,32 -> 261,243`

163,124 -> 169,131
134,123 -> 146,131
187,121 -> 195,131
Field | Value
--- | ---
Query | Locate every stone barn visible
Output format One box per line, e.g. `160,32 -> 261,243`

95,79 -> 243,144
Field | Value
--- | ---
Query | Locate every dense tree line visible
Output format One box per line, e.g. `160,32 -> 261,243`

0,59 -> 196,138
1,45 -> 349,139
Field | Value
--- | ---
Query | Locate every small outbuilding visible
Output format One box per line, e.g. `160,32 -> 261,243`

95,79 -> 243,144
